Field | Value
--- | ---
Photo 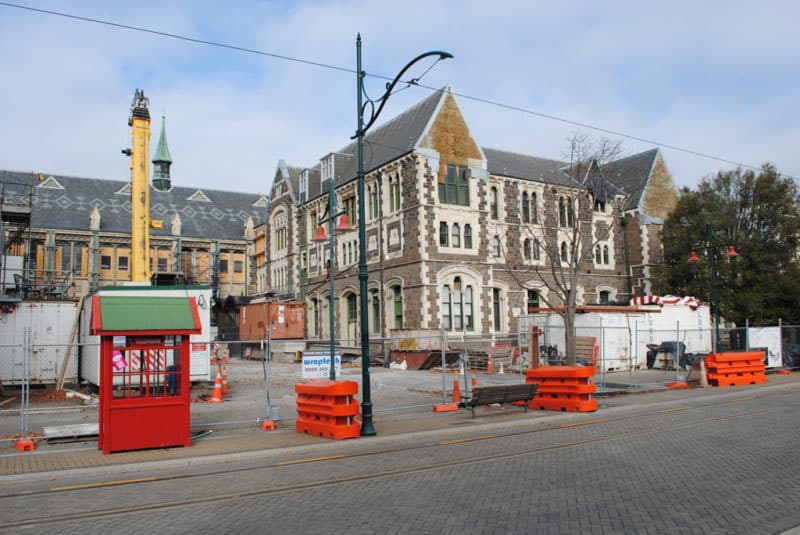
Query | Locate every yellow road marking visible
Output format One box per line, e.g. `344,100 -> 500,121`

659,407 -> 689,414
726,396 -> 756,403
439,435 -> 496,445
559,418 -> 608,428
50,477 -> 156,492
278,454 -> 346,466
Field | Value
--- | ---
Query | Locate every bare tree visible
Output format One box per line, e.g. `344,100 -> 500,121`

514,133 -> 623,364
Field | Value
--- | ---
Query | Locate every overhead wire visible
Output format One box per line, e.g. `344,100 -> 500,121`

0,1 -> 793,179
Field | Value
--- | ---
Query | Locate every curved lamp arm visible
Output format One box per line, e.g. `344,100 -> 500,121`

355,50 -> 453,138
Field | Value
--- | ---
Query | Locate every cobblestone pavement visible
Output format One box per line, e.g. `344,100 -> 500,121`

1,378 -> 799,534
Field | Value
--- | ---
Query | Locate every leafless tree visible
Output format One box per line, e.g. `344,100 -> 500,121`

514,133 -> 623,364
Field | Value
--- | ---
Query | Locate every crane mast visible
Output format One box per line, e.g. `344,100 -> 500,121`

122,89 -> 162,283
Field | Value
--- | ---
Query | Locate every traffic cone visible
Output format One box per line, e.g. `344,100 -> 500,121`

471,372 -> 477,391
699,357 -> 709,388
208,371 -> 224,403
221,355 -> 229,394
487,356 -> 494,374
453,378 -> 461,404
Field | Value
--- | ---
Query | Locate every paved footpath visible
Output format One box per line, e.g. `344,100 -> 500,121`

1,371 -> 797,481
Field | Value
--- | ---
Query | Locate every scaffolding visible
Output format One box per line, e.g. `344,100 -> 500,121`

0,172 -> 34,302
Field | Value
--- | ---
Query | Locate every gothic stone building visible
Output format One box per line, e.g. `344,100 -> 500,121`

259,87 -> 678,342
0,118 -> 267,307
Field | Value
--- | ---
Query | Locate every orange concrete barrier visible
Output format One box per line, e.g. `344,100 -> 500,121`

705,352 -> 767,387
295,379 -> 361,440
14,438 -> 35,452
525,365 -> 598,412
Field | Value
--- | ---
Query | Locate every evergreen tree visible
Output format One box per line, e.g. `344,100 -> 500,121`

654,164 -> 800,325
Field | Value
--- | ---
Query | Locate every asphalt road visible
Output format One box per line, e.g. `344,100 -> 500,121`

1,382 -> 799,534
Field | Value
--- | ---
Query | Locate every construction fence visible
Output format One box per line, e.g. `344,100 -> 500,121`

1,324 -> 798,443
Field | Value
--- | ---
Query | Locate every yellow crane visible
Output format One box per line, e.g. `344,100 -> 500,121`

122,89 -> 162,283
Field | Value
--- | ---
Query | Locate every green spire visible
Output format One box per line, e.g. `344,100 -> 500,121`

153,115 -> 172,164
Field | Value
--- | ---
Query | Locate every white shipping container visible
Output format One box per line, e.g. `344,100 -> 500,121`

79,286 -> 213,386
0,301 -> 80,384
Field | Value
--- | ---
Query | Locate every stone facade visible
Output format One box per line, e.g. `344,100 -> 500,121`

258,88 -> 679,344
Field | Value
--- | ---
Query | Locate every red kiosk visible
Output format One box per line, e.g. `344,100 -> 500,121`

91,295 -> 201,454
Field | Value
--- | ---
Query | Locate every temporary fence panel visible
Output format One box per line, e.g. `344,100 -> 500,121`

80,286 -> 212,386
0,301 -> 80,384
744,327 -> 782,368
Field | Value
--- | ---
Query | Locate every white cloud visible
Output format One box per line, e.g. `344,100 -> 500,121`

1,0 -> 798,195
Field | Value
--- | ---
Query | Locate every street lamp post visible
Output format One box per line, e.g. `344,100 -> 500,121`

688,223 -> 738,352
313,176 -> 353,380
353,34 -> 452,436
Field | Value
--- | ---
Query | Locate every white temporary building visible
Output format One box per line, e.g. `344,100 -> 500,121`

518,295 -> 713,371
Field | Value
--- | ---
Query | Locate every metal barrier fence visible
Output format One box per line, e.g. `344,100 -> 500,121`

1,325 -> 798,444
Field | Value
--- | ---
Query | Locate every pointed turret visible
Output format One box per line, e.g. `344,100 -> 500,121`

152,115 -> 173,191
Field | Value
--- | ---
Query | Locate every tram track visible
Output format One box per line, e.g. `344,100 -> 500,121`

1,390 -> 796,530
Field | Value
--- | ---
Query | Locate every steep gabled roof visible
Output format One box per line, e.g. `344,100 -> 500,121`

301,88 -> 447,202
0,170 -> 266,240
602,149 -> 659,211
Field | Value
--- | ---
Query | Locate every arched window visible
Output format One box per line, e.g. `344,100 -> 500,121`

559,197 -> 567,227
439,222 -> 448,247
533,238 -> 541,261
452,277 -> 463,330
451,223 -> 461,248
603,245 -> 609,265
464,285 -> 473,330
391,176 -> 401,211
370,289 -> 380,333
310,297 -> 319,337
369,184 -> 379,220
523,238 -> 532,260
347,293 -> 357,323
527,289 -> 540,313
522,192 -> 530,223
560,241 -> 569,262
599,290 -> 611,304
531,192 -> 539,223
464,224 -> 473,249
595,245 -> 602,264
441,278 -> 474,331
392,285 -> 403,329
567,199 -> 575,227
442,285 -> 451,330
492,288 -> 502,332
490,187 -> 499,220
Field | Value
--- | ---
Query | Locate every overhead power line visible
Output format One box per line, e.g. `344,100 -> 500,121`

0,1 -> 792,179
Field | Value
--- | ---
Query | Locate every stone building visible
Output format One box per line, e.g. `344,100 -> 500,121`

0,117 -> 267,308
259,87 -> 679,343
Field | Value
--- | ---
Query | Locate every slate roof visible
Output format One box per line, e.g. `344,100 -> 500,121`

281,87 -> 661,213
302,88 -> 447,202
0,170 -> 267,241
483,148 -> 570,186
602,149 -> 659,211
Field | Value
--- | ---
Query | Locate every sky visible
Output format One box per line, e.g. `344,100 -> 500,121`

1,1 -> 798,196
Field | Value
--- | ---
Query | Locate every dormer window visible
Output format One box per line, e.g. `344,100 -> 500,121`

300,170 -> 309,203
321,154 -> 335,182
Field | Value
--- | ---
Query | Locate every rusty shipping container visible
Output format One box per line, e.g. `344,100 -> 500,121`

239,302 -> 305,340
